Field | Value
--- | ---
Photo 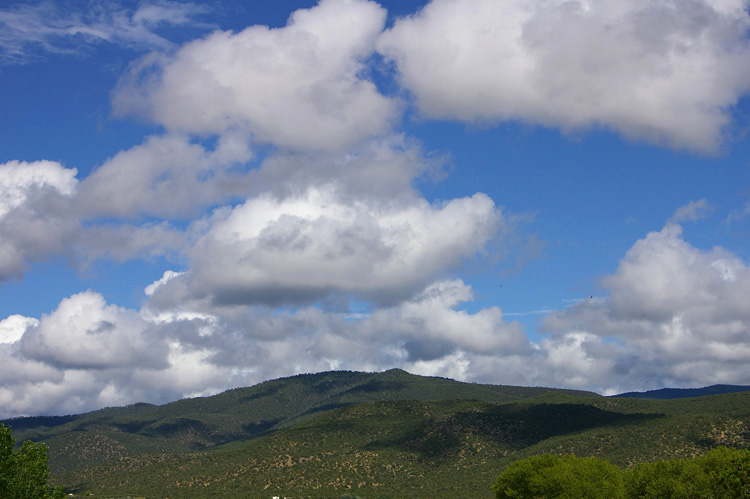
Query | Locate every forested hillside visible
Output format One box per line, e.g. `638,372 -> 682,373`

4,370 -> 749,498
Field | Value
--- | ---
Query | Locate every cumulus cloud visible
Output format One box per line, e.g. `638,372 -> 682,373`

0,148 -> 230,280
0,290 -> 232,417
0,156 -> 202,280
375,279 -> 529,360
542,223 -> 750,392
77,134 -> 254,220
147,185 -> 503,310
6,218 -> 749,417
0,277 -> 531,418
0,315 -> 39,344
0,0 -> 210,64
113,0 -> 400,152
76,222 -> 187,264
20,291 -> 166,370
0,160 -> 77,218
0,160 -> 79,280
378,0 -> 750,152
248,135 -> 442,202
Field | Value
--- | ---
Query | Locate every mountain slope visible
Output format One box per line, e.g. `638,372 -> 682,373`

52,391 -> 750,498
613,384 -> 750,399
3,369 -> 595,475
5,370 -> 750,498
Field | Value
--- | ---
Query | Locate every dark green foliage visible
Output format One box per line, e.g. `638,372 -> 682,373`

495,450 -> 750,499
0,424 -> 64,499
699,447 -> 750,498
493,454 -> 625,499
625,458 -> 711,498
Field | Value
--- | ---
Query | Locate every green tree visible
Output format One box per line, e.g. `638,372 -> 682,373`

0,424 -> 64,499
493,454 -> 625,499
698,447 -> 750,498
624,458 -> 711,498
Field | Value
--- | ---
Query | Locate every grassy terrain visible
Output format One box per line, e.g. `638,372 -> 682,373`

4,369 -> 750,498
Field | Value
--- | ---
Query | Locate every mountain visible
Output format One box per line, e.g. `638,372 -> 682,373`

612,384 -> 750,400
3,369 -> 594,473
4,370 -> 750,498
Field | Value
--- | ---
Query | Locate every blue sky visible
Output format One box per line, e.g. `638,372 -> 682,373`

1,0 -> 749,418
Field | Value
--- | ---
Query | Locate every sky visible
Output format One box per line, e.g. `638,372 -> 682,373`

0,0 -> 749,418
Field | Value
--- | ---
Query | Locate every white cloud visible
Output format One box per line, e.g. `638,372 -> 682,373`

0,290 -> 233,417
541,223 -> 750,392
669,198 -> 711,223
602,224 -> 749,324
0,132 -> 256,281
0,160 -> 79,280
378,0 -> 750,152
144,270 -> 185,297
76,222 -> 187,264
20,291 -> 167,370
113,0 -> 400,152
0,276 -> 532,418
0,315 -> 39,344
390,279 -> 528,359
148,184 -> 503,309
0,155 -> 198,281
248,135 -> 441,202
0,1 -> 210,64
0,160 -> 77,218
7,218 -> 749,418
77,134 -> 254,220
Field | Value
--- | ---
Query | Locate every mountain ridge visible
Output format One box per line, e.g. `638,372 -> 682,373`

3,369 -> 750,498
612,384 -> 750,400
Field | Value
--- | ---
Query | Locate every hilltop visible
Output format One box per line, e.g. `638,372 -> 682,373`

612,384 -> 750,400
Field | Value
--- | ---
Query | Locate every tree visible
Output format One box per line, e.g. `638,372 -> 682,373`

493,454 -> 625,499
624,458 -> 711,499
494,448 -> 750,499
698,447 -> 750,498
0,423 -> 64,499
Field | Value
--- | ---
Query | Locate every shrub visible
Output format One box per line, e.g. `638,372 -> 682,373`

493,454 -> 625,499
624,458 -> 711,498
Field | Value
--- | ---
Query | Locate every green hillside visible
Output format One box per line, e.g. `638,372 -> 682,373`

4,370 -> 750,498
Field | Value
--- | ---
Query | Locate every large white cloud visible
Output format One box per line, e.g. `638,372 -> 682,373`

247,135 -> 441,202
113,0 -> 400,152
367,279 -> 529,360
542,222 -> 750,392
20,291 -> 167,370
0,315 -> 39,344
0,160 -> 79,280
0,156 -> 197,281
148,184 -> 503,309
0,289 -> 233,417
0,160 -> 77,218
378,0 -> 750,152
0,277 -> 531,418
78,134 -> 254,220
